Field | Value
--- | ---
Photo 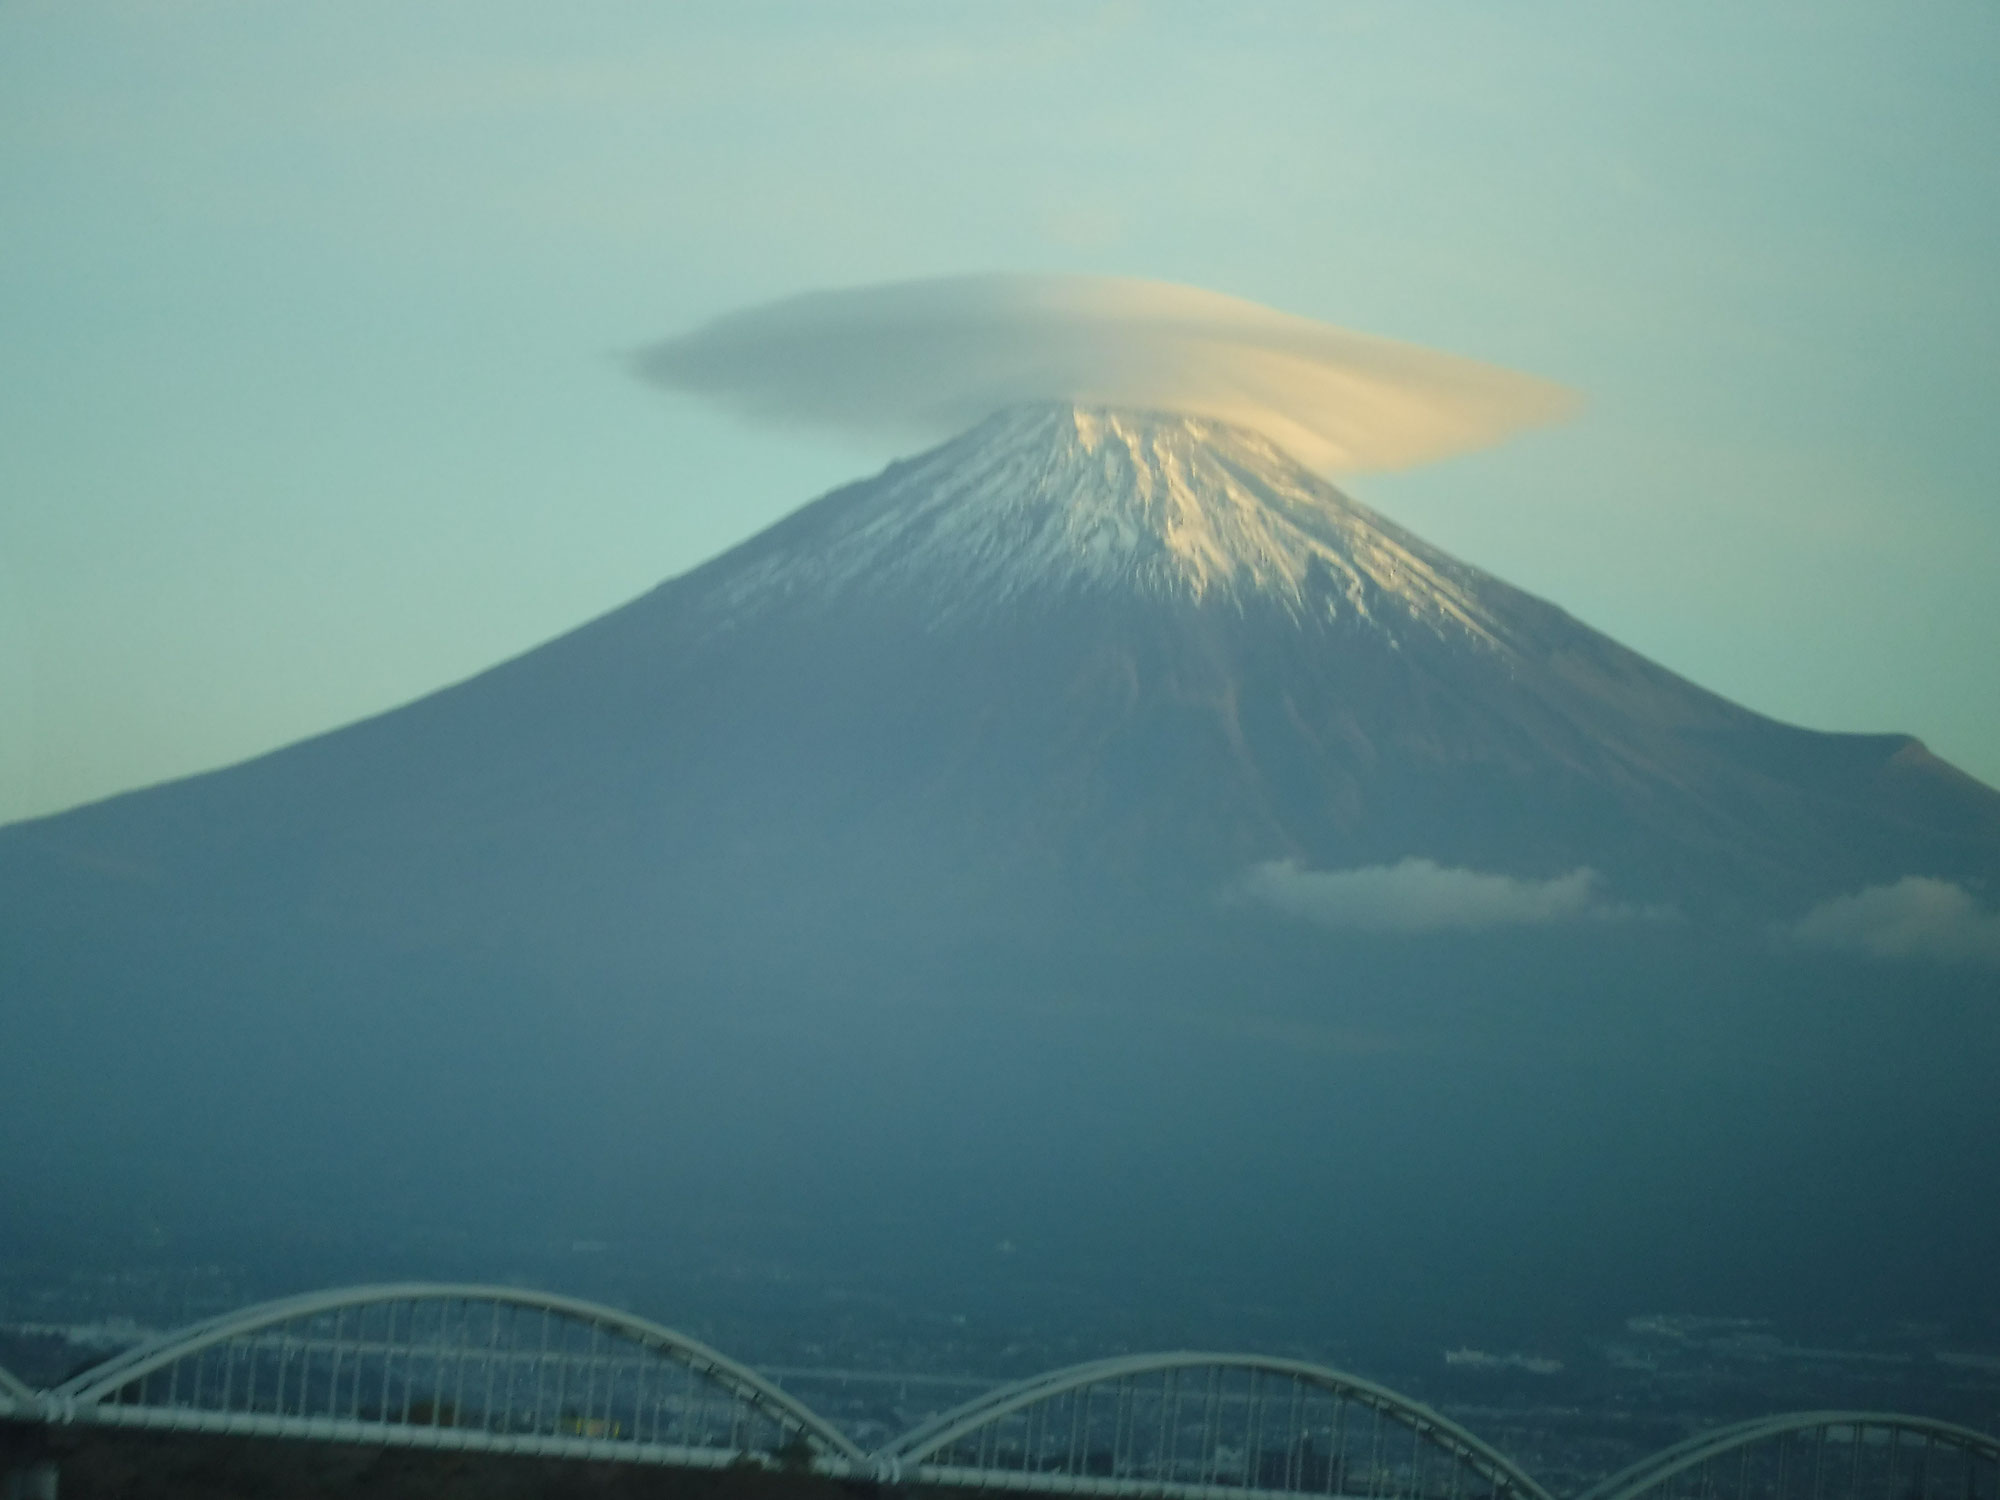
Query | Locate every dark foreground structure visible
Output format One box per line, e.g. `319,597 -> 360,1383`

4,1283 -> 1996,1500
4,1426 -> 850,1500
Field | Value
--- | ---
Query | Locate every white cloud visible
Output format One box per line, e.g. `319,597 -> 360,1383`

1786,876 -> 2000,965
634,274 -> 1576,473
1231,857 -> 1656,933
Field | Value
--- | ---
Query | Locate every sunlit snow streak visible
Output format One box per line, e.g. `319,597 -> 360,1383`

635,274 -> 1576,473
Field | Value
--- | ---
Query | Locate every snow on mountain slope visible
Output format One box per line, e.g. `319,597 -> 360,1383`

700,404 -> 1512,647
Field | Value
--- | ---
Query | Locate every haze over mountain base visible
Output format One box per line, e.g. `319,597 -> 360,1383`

4,406 -> 1996,1346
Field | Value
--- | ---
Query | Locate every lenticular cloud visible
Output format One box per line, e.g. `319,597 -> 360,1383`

635,274 -> 1576,473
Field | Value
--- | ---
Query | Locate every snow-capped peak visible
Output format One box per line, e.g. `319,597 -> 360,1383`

703,403 -> 1512,645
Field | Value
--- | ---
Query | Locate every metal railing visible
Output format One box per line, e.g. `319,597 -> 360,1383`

29,1282 -> 862,1469
878,1351 -> 1554,1500
1574,1413 -> 2000,1500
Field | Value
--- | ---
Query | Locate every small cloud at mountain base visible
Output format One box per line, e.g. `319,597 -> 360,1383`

634,273 -> 1575,473
1229,857 -> 1660,933
1784,876 -> 2000,966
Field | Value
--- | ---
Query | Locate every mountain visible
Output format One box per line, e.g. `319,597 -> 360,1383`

7,404 -> 1993,950
4,404 -> 1997,1341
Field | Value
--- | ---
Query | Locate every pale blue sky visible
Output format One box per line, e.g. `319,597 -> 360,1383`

3,1 -> 1996,823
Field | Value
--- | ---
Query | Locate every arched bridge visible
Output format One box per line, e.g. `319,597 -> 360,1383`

5,1283 -> 1998,1500
31,1282 -> 863,1469
1575,1412 -> 2000,1500
876,1350 -> 1554,1500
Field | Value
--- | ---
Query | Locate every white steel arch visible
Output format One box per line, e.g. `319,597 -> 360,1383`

874,1350 -> 1556,1500
1575,1412 -> 2000,1500
46,1282 -> 865,1466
